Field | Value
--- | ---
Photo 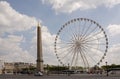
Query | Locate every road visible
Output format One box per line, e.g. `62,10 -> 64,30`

0,74 -> 120,79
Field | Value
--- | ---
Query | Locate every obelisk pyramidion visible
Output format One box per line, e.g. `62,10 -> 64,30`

36,22 -> 44,72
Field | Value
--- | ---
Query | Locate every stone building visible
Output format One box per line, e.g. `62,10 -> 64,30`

3,62 -> 14,74
1,62 -> 36,74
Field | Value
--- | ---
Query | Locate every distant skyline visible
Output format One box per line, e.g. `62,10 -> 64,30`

0,0 -> 120,65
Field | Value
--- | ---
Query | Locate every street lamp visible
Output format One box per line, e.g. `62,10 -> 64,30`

68,63 -> 70,76
58,64 -> 59,75
47,64 -> 49,76
105,62 -> 108,76
68,63 -> 69,70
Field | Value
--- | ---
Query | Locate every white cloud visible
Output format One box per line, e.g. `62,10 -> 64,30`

107,24 -> 120,36
0,1 -> 58,65
42,0 -> 120,13
105,44 -> 120,65
104,24 -> 120,65
42,26 -> 58,65
0,1 -> 37,35
0,1 -> 38,63
0,35 -> 35,63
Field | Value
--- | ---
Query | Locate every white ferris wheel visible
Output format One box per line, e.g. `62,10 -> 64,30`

54,18 -> 108,70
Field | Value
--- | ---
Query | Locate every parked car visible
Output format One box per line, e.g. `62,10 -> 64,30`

34,71 -> 43,76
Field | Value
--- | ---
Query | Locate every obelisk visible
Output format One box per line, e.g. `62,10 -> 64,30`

36,22 -> 44,72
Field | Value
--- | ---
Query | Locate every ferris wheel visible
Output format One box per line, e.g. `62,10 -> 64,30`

54,18 -> 108,70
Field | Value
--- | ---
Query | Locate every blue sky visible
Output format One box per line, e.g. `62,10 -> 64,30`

0,0 -> 120,66
5,0 -> 120,34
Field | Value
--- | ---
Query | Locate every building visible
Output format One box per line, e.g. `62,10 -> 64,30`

3,62 -> 14,74
1,62 -> 36,74
0,60 -> 4,74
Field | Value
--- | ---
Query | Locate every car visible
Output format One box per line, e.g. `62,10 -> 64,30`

34,71 -> 43,76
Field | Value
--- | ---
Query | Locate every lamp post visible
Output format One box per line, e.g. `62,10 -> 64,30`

68,63 -> 70,76
105,62 -> 108,76
47,64 -> 49,76
58,64 -> 59,75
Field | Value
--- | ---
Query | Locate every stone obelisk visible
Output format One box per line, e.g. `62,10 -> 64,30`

36,23 -> 44,72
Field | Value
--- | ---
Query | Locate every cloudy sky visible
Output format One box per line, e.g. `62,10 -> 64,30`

0,0 -> 120,66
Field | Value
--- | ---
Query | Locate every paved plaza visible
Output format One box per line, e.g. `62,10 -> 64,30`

0,74 -> 120,79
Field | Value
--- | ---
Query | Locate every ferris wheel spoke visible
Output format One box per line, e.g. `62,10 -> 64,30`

60,52 -> 71,60
82,22 -> 93,38
77,46 -> 88,68
59,51 -> 74,66
59,37 -> 73,44
80,48 -> 90,68
57,44 -> 72,50
84,44 -> 99,51
84,44 -> 104,53
57,47 -> 75,65
56,42 -> 74,47
82,45 -> 104,66
87,25 -> 98,35
83,26 -> 99,40
84,44 -> 101,63
70,51 -> 77,67
78,51 -> 87,69
83,37 -> 105,43
56,45 -> 74,55
83,39 -> 105,45
69,23 -> 77,37
60,48 -> 74,60
81,45 -> 98,64
72,33 -> 77,40
64,51 -> 75,66
56,44 -> 72,50
60,28 -> 73,42
56,48 -> 74,59
83,42 -> 106,46
78,20 -> 81,36
81,20 -> 87,36
83,30 -> 103,42
74,51 -> 79,67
